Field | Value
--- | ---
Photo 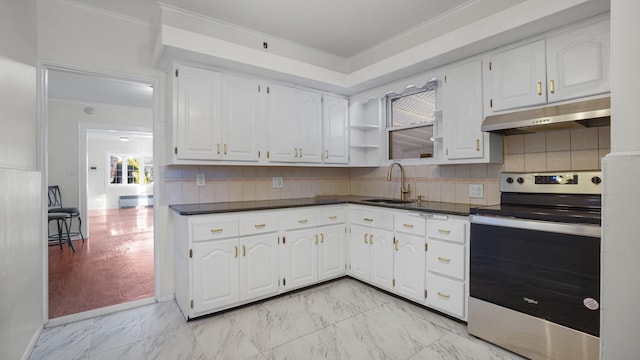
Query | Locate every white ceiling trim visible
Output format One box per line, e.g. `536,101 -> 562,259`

57,0 -> 152,27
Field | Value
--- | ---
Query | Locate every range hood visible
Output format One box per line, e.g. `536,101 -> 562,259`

481,97 -> 610,135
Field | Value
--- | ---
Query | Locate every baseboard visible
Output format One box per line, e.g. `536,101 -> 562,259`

21,324 -> 43,360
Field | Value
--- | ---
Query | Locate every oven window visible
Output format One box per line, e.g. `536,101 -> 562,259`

470,223 -> 600,336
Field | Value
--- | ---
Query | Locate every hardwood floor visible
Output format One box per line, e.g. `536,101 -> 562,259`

48,207 -> 154,319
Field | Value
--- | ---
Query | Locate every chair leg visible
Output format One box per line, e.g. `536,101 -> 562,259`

62,218 -> 75,253
56,219 -> 63,249
77,216 -> 85,242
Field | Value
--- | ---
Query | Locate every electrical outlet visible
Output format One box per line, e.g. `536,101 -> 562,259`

272,177 -> 283,189
469,184 -> 484,198
196,173 -> 206,187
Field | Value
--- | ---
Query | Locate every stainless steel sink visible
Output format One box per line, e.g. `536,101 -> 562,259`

361,198 -> 416,205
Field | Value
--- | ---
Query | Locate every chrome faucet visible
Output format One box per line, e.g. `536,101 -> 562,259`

386,162 -> 410,200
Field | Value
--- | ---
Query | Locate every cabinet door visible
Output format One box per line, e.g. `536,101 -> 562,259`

322,95 -> 349,164
268,84 -> 298,162
394,233 -> 426,302
284,228 -> 318,289
222,74 -> 260,161
370,228 -> 394,291
546,19 -> 610,103
192,239 -> 239,313
239,234 -> 279,301
488,40 -> 547,112
318,224 -> 345,280
349,224 -> 370,281
297,89 -> 323,163
443,60 -> 484,160
175,65 -> 222,160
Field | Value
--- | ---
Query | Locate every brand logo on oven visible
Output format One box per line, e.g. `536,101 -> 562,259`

523,297 -> 539,305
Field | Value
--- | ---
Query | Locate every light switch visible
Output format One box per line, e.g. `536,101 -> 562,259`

469,184 -> 484,198
196,173 -> 206,187
272,177 -> 283,189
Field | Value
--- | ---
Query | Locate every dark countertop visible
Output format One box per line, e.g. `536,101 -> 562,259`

169,196 -> 472,217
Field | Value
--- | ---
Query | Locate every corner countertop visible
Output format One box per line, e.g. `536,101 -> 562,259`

169,196 -> 473,217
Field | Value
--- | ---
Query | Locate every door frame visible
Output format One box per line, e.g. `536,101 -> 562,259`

39,61 -> 160,324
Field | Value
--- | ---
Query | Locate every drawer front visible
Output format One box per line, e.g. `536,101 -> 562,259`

394,213 -> 426,236
191,217 -> 238,242
427,240 -> 465,280
239,213 -> 279,236
426,273 -> 465,318
427,219 -> 466,244
283,209 -> 317,229
350,207 -> 394,229
317,207 -> 345,226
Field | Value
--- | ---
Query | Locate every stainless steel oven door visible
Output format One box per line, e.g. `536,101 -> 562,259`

468,214 -> 600,360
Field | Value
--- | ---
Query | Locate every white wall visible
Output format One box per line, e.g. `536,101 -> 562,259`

88,133 -> 153,210
48,100 -> 152,210
600,0 -> 640,358
0,0 -> 44,359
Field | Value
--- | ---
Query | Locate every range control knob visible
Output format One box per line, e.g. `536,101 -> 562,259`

506,177 -> 514,184
517,177 -> 525,184
592,176 -> 602,185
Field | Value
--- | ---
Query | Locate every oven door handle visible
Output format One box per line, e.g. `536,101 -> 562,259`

470,215 -> 601,238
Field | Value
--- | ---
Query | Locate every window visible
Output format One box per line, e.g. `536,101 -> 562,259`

109,153 -> 153,185
387,83 -> 438,160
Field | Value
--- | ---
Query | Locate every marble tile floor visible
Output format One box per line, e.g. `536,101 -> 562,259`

30,278 -> 527,360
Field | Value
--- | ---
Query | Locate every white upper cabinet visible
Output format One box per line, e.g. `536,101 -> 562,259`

322,95 -> 349,164
486,17 -> 610,113
442,60 -> 485,160
174,65 -> 223,160
222,74 -> 261,161
487,40 -> 547,112
268,84 -> 323,163
546,18 -> 610,103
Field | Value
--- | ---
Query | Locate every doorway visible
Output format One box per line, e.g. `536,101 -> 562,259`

45,68 -> 156,319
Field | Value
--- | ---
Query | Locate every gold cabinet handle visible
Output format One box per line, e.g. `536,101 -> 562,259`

300,148 -> 303,157
437,292 -> 450,299
210,229 -> 223,233
437,256 -> 451,263
224,144 -> 228,155
476,139 -> 480,151
363,218 -> 373,222
217,143 -> 221,155
537,81 -> 542,95
328,216 -> 338,220
403,224 -> 414,229
325,150 -> 329,159
549,79 -> 555,94
369,234 -> 374,245
235,245 -> 238,258
254,224 -> 266,229
315,234 -> 318,245
394,239 -> 399,251
364,234 -> 368,244
243,245 -> 246,257
298,219 -> 308,224
320,233 -> 324,243
438,229 -> 451,235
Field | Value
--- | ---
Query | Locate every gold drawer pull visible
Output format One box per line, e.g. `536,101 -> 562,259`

363,218 -> 373,222
437,256 -> 451,263
298,219 -> 308,224
438,229 -> 451,235
403,224 -> 414,228
211,229 -> 224,233
254,224 -> 266,229
328,216 -> 338,220
437,292 -> 450,299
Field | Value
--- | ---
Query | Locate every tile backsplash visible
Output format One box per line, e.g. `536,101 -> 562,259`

158,126 -> 610,207
503,126 -> 610,172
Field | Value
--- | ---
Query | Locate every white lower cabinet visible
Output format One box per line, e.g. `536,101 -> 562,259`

425,215 -> 469,319
393,213 -> 427,303
192,239 -> 239,313
239,234 -> 280,301
283,206 -> 346,291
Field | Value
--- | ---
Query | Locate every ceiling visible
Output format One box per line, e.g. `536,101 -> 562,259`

66,0 -> 508,58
